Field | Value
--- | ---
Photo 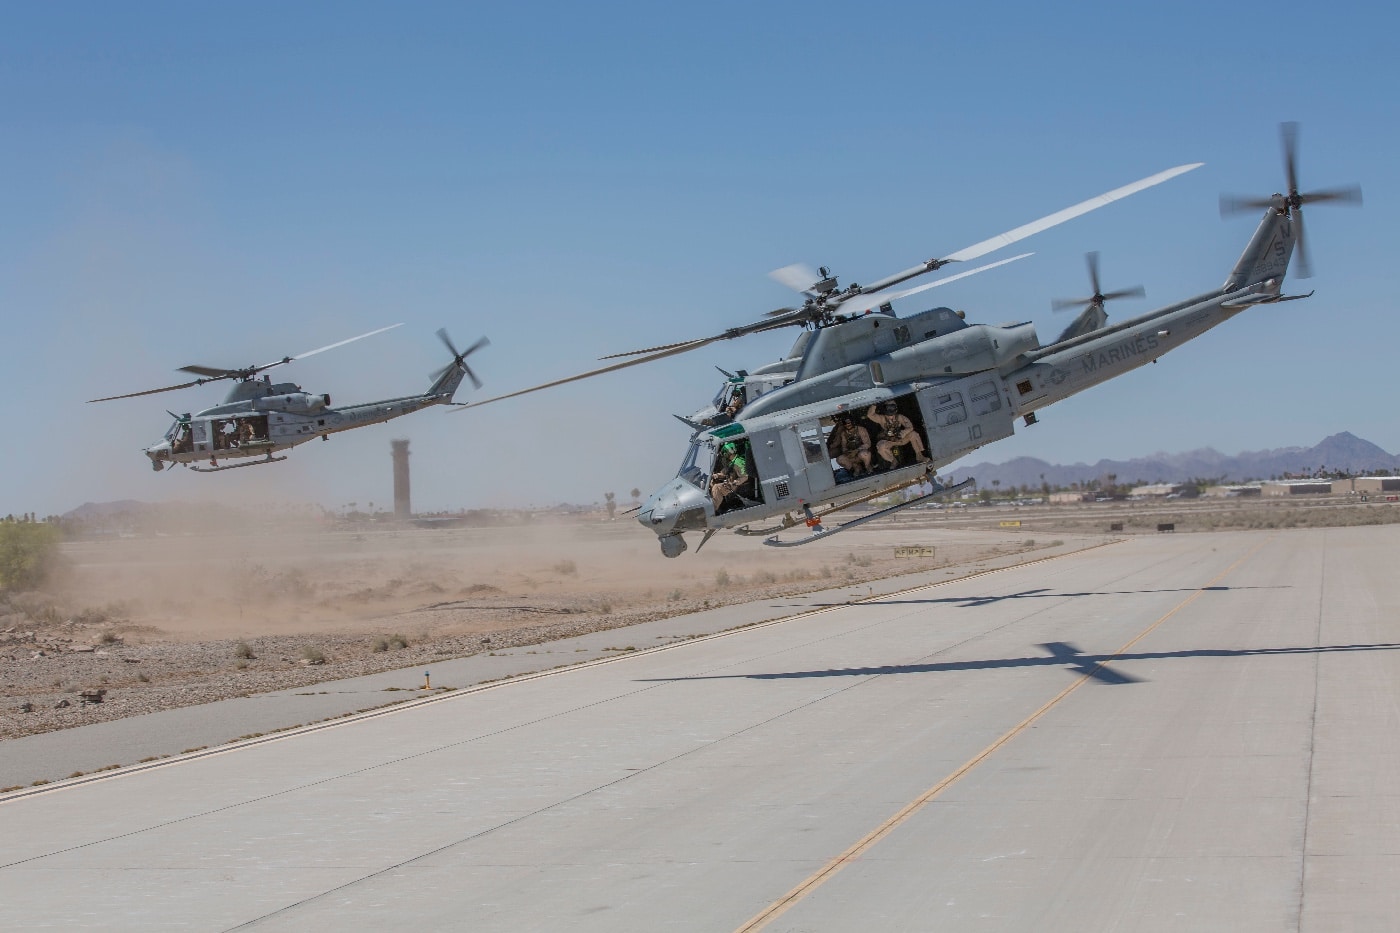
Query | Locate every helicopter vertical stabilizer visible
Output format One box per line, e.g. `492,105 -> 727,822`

1222,207 -> 1296,293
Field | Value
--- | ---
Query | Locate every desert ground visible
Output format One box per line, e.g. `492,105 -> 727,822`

4,493 -> 1397,742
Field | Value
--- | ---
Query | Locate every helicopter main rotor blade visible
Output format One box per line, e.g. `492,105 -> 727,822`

91,322 -> 405,403
253,322 -> 404,375
453,337 -> 724,412
177,364 -> 240,379
596,255 -> 1032,369
599,339 -> 715,361
456,164 -> 1199,416
599,308 -> 815,361
88,379 -> 206,403
835,253 -> 1034,316
768,263 -> 824,294
943,164 -> 1203,265
850,163 -> 1202,300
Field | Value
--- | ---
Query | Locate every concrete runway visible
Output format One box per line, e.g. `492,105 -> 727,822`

2,526 -> 1398,931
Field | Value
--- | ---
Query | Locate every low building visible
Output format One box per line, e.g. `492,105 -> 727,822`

1351,476 -> 1400,494
1129,483 -> 1196,498
1262,481 -> 1332,496
1204,484 -> 1262,498
1049,492 -> 1092,504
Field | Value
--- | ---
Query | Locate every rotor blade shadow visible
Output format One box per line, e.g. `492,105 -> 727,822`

1040,640 -> 1140,684
638,642 -> 1400,686
803,584 -> 1278,610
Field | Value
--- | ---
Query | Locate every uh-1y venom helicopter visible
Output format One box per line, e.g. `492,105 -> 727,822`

90,326 -> 489,472
465,123 -> 1358,557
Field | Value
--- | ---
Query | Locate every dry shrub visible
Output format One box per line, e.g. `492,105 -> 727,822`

0,522 -> 61,591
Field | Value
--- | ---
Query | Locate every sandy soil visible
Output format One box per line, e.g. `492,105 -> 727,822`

10,494 -> 1394,744
0,514 -> 1065,740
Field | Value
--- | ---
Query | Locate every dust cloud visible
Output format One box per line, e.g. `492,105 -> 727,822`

50,513 -> 1017,643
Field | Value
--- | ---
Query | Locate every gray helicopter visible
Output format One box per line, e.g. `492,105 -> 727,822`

467,123 -> 1357,556
91,326 -> 488,472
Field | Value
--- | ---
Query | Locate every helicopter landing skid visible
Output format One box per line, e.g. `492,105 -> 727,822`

762,479 -> 975,548
187,454 -> 288,473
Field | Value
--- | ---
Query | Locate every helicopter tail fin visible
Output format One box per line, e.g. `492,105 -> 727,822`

1222,207 -> 1295,293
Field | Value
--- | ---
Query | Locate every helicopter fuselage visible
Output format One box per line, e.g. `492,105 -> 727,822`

146,370 -> 463,471
640,206 -> 1299,556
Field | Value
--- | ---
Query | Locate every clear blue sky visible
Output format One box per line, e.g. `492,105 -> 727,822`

1,1 -> 1393,517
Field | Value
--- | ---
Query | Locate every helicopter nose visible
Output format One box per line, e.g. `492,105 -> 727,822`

145,443 -> 171,471
638,479 -> 708,557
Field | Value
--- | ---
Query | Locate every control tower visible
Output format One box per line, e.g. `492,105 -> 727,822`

391,439 -> 411,519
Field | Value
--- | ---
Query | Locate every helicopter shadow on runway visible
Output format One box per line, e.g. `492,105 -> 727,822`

797,584 -> 1280,611
639,641 -> 1400,687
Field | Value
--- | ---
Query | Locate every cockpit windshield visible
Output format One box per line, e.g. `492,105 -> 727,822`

164,420 -> 184,442
676,439 -> 715,490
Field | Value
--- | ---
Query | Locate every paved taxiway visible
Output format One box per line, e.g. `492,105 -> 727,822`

2,526 -> 1398,931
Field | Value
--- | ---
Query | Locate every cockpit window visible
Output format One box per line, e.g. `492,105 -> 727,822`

164,421 -> 184,442
677,439 -> 715,490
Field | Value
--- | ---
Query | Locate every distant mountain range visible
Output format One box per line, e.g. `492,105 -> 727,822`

949,432 -> 1400,490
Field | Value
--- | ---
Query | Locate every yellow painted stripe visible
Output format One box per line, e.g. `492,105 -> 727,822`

735,536 -> 1271,932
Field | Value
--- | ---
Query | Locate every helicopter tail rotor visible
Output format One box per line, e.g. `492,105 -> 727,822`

434,329 -> 490,389
1051,252 -> 1143,343
1219,122 -> 1362,280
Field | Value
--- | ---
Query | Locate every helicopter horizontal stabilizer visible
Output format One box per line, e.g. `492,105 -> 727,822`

1221,290 -> 1314,309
